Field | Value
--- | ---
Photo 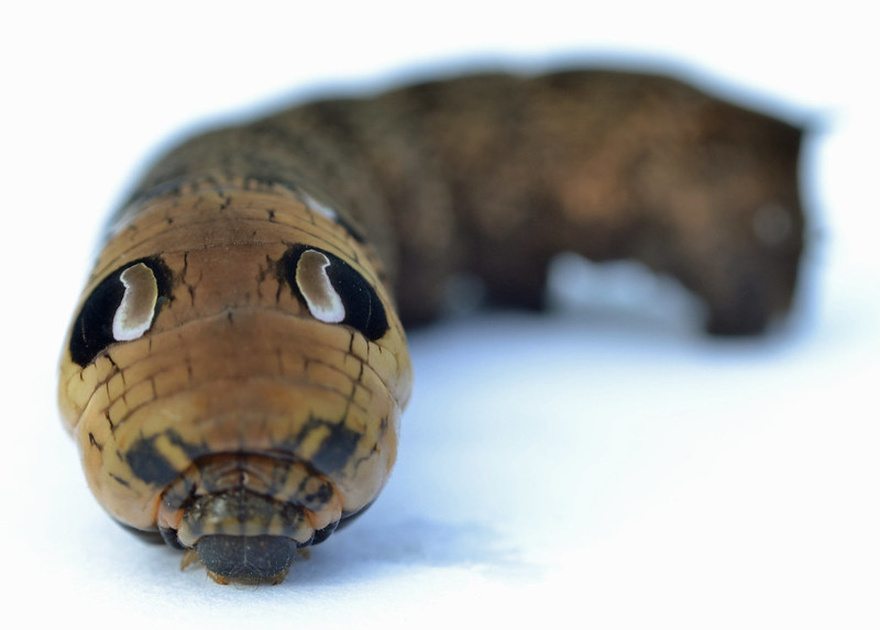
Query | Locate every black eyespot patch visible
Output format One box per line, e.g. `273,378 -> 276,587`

69,257 -> 172,366
279,245 -> 389,341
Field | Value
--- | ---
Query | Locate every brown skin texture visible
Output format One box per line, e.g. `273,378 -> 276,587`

61,68 -> 806,583
130,69 -> 805,333
60,189 -> 411,583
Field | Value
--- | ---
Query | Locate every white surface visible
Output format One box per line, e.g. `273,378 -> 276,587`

2,1 -> 877,627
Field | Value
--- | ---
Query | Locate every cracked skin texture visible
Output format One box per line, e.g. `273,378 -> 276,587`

59,188 -> 411,566
59,68 -> 806,583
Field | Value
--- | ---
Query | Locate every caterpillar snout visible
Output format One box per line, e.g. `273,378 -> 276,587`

159,453 -> 345,583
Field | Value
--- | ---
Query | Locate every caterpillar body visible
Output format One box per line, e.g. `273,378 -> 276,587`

59,69 -> 806,584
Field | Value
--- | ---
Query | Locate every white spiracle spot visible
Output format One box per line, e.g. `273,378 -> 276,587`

300,191 -> 339,223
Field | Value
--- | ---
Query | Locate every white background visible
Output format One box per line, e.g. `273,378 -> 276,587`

2,1 -> 877,627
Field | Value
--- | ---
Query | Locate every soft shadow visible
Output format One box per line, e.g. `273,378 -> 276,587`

287,516 -> 538,587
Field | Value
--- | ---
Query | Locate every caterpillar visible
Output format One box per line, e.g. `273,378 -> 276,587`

59,69 -> 806,584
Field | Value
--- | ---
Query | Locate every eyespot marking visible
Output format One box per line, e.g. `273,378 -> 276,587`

295,250 -> 346,324
112,263 -> 159,341
280,245 -> 389,341
69,257 -> 172,367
